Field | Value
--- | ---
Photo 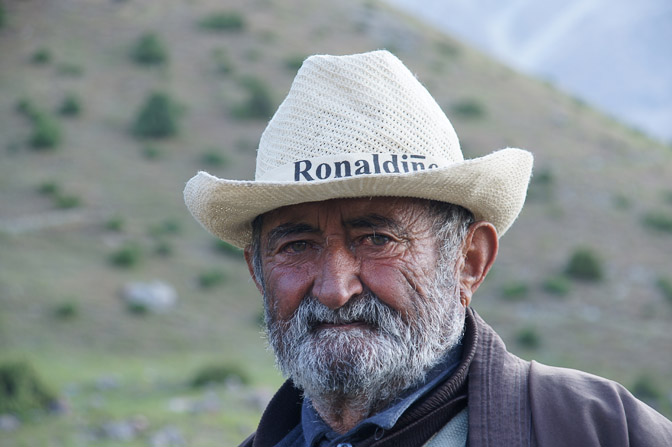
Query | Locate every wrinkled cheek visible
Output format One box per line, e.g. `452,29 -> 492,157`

265,268 -> 313,320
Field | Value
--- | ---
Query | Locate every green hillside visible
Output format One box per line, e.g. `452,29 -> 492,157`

1,0 -> 671,444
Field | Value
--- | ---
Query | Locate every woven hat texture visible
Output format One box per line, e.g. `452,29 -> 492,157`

184,50 -> 533,248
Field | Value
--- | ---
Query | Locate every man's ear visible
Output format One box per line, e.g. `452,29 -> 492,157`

458,221 -> 499,307
244,245 -> 265,295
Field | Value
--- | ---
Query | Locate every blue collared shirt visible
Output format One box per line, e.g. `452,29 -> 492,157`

275,343 -> 463,447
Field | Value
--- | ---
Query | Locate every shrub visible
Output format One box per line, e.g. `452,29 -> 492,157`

16,98 -> 39,119
104,215 -> 125,232
197,269 -> 226,289
527,168 -> 554,201
231,76 -> 274,120
656,277 -> 672,303
30,48 -> 52,65
109,242 -> 142,268
213,239 -> 242,257
642,212 -> 672,234
58,94 -> 82,117
0,4 -> 6,29
148,218 -> 181,237
29,112 -> 63,149
0,360 -> 57,417
198,11 -> 246,32
200,149 -> 230,167
54,193 -> 81,209
565,247 -> 603,281
631,374 -> 663,402
212,48 -> 234,75
542,275 -> 571,296
37,181 -> 60,196
53,300 -> 79,320
56,63 -> 84,77
141,145 -> 163,160
501,281 -> 529,301
190,363 -> 249,388
283,54 -> 305,72
451,98 -> 486,119
130,32 -> 168,65
154,240 -> 173,257
131,92 -> 181,139
516,327 -> 541,349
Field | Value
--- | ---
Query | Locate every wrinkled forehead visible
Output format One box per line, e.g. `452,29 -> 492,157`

259,197 -> 434,234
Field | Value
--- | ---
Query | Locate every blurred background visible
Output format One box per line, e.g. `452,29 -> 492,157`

0,0 -> 670,445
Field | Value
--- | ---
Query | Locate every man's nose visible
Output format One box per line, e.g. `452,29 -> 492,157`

312,242 -> 363,309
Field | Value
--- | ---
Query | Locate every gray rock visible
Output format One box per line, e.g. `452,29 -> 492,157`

121,280 -> 177,313
0,414 -> 21,432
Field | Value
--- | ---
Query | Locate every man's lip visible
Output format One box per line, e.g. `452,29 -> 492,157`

314,321 -> 369,330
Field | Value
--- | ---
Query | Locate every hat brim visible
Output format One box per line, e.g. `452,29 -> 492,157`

184,148 -> 533,248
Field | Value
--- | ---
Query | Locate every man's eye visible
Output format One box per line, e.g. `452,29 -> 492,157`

367,234 -> 389,246
283,241 -> 308,253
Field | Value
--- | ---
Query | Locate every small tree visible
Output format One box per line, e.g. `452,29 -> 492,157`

29,112 -> 62,149
130,32 -> 168,65
131,92 -> 181,139
0,361 -> 57,417
198,11 -> 246,32
232,76 -> 274,120
565,247 -> 603,281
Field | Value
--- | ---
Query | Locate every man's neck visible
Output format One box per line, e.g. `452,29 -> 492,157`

311,395 -> 383,434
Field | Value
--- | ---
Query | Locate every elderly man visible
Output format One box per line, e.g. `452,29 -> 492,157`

185,51 -> 672,446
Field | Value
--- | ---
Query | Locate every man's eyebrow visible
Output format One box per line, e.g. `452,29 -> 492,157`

344,214 -> 406,235
265,223 -> 319,249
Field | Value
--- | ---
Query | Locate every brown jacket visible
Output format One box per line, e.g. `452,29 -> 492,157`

241,309 -> 672,446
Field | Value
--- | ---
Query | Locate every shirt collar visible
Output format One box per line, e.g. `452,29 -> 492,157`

301,342 -> 464,447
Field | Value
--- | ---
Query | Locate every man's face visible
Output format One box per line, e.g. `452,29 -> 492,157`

252,197 -> 468,409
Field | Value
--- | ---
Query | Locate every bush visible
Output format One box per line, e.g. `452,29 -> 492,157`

37,180 -> 60,196
527,168 -> 554,201
631,374 -> 663,402
109,242 -> 142,268
0,4 -> 6,29
213,239 -> 243,257
29,112 -> 63,149
200,149 -> 230,167
54,193 -> 81,209
451,98 -> 486,119
283,54 -> 305,72
197,269 -> 226,289
141,145 -> 163,160
642,212 -> 672,234
30,48 -> 52,65
58,94 -> 82,117
516,327 -> 541,349
104,215 -> 125,232
131,92 -> 181,139
542,275 -> 571,296
130,32 -> 168,65
565,247 -> 603,281
148,218 -> 181,237
212,48 -> 234,75
231,76 -> 274,120
501,281 -> 529,301
198,11 -> 246,32
53,300 -> 79,320
656,277 -> 672,303
0,361 -> 57,417
190,363 -> 249,388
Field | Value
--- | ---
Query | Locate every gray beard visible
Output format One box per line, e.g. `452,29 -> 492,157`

263,271 -> 466,415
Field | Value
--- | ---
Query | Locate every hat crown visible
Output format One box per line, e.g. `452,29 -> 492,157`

255,50 -> 462,180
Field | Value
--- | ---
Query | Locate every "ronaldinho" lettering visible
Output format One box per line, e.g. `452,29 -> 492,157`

294,154 -> 440,182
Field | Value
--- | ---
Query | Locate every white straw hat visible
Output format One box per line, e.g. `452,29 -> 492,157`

184,50 -> 533,248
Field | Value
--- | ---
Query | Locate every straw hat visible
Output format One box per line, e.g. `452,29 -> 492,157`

184,50 -> 533,248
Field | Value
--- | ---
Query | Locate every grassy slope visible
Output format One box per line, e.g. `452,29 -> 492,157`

0,0 -> 671,444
